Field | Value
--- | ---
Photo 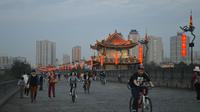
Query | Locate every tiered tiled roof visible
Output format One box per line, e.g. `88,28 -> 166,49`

91,31 -> 137,50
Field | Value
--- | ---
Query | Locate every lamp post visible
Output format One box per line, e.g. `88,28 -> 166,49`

180,11 -> 196,64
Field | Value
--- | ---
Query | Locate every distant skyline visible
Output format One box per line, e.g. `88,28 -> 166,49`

36,40 -> 56,66
0,0 -> 200,65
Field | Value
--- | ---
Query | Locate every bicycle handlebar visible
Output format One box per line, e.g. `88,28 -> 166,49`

127,82 -> 153,90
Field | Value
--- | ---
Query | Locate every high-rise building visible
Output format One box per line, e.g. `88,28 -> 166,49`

72,46 -> 81,63
36,40 -> 56,67
128,30 -> 140,57
63,54 -> 70,64
146,36 -> 164,65
0,56 -> 12,69
170,32 -> 190,64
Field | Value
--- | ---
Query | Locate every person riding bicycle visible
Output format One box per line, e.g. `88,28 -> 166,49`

68,72 -> 79,95
129,64 -> 154,111
99,71 -> 106,80
83,72 -> 91,90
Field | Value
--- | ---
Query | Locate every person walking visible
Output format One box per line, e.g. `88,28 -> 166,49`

192,66 -> 200,102
58,73 -> 61,81
118,74 -> 122,83
48,71 -> 57,98
17,77 -> 25,98
39,74 -> 44,91
23,73 -> 29,96
27,70 -> 39,103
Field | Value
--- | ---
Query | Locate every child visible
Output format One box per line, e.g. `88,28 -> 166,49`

17,77 -> 25,98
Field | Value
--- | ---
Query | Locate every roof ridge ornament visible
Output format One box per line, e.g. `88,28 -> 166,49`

115,29 -> 117,33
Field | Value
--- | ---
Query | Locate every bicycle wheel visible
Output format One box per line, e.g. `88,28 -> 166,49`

129,97 -> 136,112
72,95 -> 75,103
83,84 -> 86,93
72,88 -> 76,103
142,97 -> 152,112
104,79 -> 106,84
87,83 -> 90,93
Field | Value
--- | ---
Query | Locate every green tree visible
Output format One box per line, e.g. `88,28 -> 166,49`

11,61 -> 31,78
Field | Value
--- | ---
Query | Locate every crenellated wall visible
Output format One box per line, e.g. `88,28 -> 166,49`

96,68 -> 194,89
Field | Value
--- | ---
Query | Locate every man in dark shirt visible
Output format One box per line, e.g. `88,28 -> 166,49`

129,64 -> 154,111
27,69 -> 39,103
39,74 -> 44,91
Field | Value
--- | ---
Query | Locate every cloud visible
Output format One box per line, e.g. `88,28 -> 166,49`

0,0 -> 200,62
1,0 -> 199,22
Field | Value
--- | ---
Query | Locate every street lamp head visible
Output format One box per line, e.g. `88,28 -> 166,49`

180,25 -> 195,33
180,26 -> 189,32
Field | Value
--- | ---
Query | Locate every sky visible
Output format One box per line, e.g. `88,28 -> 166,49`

0,0 -> 200,65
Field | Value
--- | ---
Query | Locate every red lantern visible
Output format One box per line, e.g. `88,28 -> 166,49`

181,33 -> 187,57
69,64 -> 72,70
138,45 -> 143,64
64,65 -> 66,70
115,51 -> 118,65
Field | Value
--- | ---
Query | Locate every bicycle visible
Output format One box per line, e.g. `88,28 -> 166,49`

100,77 -> 106,85
83,79 -> 90,93
128,83 -> 152,112
71,83 -> 77,103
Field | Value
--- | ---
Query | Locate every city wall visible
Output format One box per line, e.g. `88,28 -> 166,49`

0,80 -> 18,107
97,68 -> 194,89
